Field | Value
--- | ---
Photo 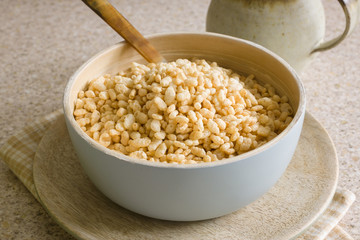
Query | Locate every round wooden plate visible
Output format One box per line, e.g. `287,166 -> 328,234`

33,112 -> 338,240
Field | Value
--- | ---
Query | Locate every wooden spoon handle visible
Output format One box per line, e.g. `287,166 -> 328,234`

82,0 -> 164,63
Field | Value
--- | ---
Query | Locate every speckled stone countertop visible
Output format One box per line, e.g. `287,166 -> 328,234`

0,0 -> 359,239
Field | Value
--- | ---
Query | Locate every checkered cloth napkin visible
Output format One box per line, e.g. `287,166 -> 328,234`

0,110 -> 356,240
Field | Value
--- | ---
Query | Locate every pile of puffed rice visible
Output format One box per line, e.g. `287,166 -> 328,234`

73,59 -> 293,164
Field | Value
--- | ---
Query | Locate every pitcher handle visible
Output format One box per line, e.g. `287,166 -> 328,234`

312,0 -> 359,53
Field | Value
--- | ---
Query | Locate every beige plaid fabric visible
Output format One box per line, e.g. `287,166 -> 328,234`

0,110 -> 356,240
0,109 -> 63,202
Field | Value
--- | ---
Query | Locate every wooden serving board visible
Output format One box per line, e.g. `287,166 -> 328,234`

33,112 -> 338,240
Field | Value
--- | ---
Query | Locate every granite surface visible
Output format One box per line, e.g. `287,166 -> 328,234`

0,0 -> 359,239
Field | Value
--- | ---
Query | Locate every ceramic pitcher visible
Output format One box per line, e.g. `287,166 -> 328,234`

206,0 -> 359,72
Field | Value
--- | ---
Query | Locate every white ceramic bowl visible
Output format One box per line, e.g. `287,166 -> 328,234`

63,32 -> 305,221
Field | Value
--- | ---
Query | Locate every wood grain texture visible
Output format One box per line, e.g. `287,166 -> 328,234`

82,0 -> 164,63
33,112 -> 338,240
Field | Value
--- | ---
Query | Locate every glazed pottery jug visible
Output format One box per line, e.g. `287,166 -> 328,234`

206,0 -> 359,72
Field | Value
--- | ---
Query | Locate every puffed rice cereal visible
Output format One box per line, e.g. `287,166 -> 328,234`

73,59 -> 294,164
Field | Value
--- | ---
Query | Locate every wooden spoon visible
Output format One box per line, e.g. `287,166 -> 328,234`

82,0 -> 165,63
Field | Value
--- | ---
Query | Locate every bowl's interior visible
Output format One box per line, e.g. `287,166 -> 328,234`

64,33 -> 304,166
